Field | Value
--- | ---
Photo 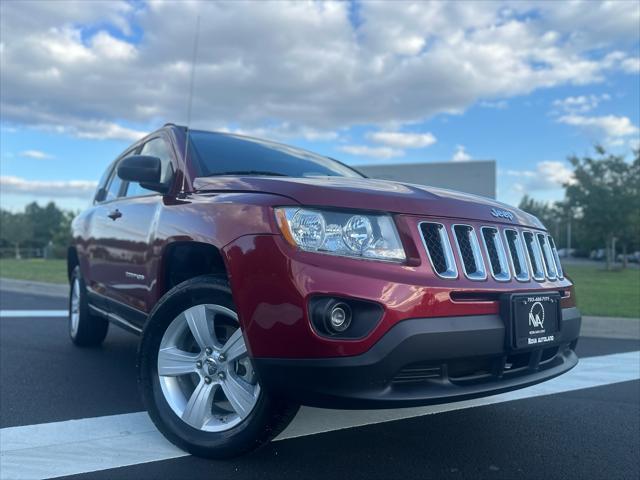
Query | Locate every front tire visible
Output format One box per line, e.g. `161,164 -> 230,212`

138,275 -> 299,458
69,266 -> 109,347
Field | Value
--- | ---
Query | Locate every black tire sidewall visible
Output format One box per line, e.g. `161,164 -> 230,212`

138,275 -> 288,458
69,266 -> 108,346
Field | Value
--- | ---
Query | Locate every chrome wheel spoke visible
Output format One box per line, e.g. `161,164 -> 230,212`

182,380 -> 215,429
70,279 -> 80,336
185,305 -> 212,351
158,347 -> 199,377
221,373 -> 255,419
221,328 -> 246,362
158,303 -> 259,432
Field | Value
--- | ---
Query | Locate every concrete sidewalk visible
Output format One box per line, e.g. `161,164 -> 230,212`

581,316 -> 640,340
0,277 -> 638,340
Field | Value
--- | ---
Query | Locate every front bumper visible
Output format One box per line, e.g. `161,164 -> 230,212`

223,233 -> 577,359
253,307 -> 581,409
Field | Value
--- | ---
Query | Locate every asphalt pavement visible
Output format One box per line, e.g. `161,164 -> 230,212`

1,288 -> 639,480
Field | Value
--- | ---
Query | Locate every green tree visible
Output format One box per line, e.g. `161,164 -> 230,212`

565,146 -> 639,270
51,210 -> 76,257
24,202 -> 65,248
518,195 -> 558,230
0,211 -> 34,259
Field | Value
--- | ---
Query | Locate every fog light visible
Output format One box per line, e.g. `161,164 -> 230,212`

327,303 -> 351,333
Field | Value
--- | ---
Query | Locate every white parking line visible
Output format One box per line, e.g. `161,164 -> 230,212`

1,351 -> 639,480
0,310 -> 68,318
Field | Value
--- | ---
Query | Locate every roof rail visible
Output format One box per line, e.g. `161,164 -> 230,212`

163,122 -> 187,130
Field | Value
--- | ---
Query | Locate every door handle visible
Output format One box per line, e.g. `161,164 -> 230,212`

107,209 -> 122,220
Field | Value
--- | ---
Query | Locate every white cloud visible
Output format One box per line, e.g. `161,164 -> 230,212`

620,57 -> 640,73
557,114 -> 639,139
19,150 -> 53,159
367,131 -> 436,149
527,1 -> 640,47
70,121 -> 147,142
506,161 -> 575,194
338,145 -> 404,159
0,176 -> 97,198
452,145 -> 471,162
46,119 -> 145,142
1,1 -> 638,140
90,31 -> 137,61
479,100 -> 508,110
552,94 -> 610,114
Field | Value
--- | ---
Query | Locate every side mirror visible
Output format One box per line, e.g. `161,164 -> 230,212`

117,155 -> 167,193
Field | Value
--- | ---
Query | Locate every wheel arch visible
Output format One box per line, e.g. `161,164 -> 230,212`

158,241 -> 229,298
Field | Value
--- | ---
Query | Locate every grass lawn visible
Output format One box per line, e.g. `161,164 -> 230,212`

0,258 -> 68,284
565,264 -> 640,319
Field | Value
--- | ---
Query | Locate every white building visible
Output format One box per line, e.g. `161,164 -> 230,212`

358,160 -> 496,199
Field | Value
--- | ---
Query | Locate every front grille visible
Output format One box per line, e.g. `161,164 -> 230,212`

453,225 -> 486,280
392,363 -> 441,384
392,346 -> 568,386
419,222 -> 458,279
537,233 -> 557,280
504,229 -> 530,281
523,231 -> 546,281
481,227 -> 511,281
547,236 -> 564,279
418,221 -> 563,283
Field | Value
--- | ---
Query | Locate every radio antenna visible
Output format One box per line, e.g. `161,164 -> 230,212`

180,14 -> 201,196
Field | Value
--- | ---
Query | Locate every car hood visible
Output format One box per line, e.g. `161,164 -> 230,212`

193,176 -> 544,229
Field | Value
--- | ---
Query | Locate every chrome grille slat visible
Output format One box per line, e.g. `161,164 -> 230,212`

419,222 -> 458,279
547,235 -> 564,279
452,225 -> 487,281
504,229 -> 530,282
537,233 -> 558,280
522,231 -> 546,281
480,227 -> 511,282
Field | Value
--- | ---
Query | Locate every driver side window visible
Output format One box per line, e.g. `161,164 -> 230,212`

104,171 -> 125,202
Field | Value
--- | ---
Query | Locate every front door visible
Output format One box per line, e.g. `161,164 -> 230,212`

103,135 -> 176,327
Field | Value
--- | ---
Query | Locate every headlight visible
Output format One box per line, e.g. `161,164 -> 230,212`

275,207 -> 406,262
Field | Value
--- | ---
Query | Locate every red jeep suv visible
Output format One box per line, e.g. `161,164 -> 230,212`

68,124 -> 580,458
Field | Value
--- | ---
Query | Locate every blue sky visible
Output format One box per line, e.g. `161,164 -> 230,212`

1,0 -> 639,211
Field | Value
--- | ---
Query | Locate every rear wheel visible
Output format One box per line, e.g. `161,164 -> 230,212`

69,266 -> 109,347
138,275 -> 298,458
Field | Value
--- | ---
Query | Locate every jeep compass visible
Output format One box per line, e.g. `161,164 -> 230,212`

68,124 -> 581,458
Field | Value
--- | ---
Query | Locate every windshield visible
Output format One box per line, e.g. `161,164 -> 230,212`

189,131 -> 364,178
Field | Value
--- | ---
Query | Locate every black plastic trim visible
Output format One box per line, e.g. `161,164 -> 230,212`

253,307 -> 581,409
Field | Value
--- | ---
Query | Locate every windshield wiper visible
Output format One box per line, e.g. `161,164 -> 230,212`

209,170 -> 289,177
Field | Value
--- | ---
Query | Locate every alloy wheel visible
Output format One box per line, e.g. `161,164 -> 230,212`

70,278 -> 80,337
157,304 -> 260,432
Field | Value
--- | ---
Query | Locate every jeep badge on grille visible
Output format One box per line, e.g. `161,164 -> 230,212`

490,208 -> 514,221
